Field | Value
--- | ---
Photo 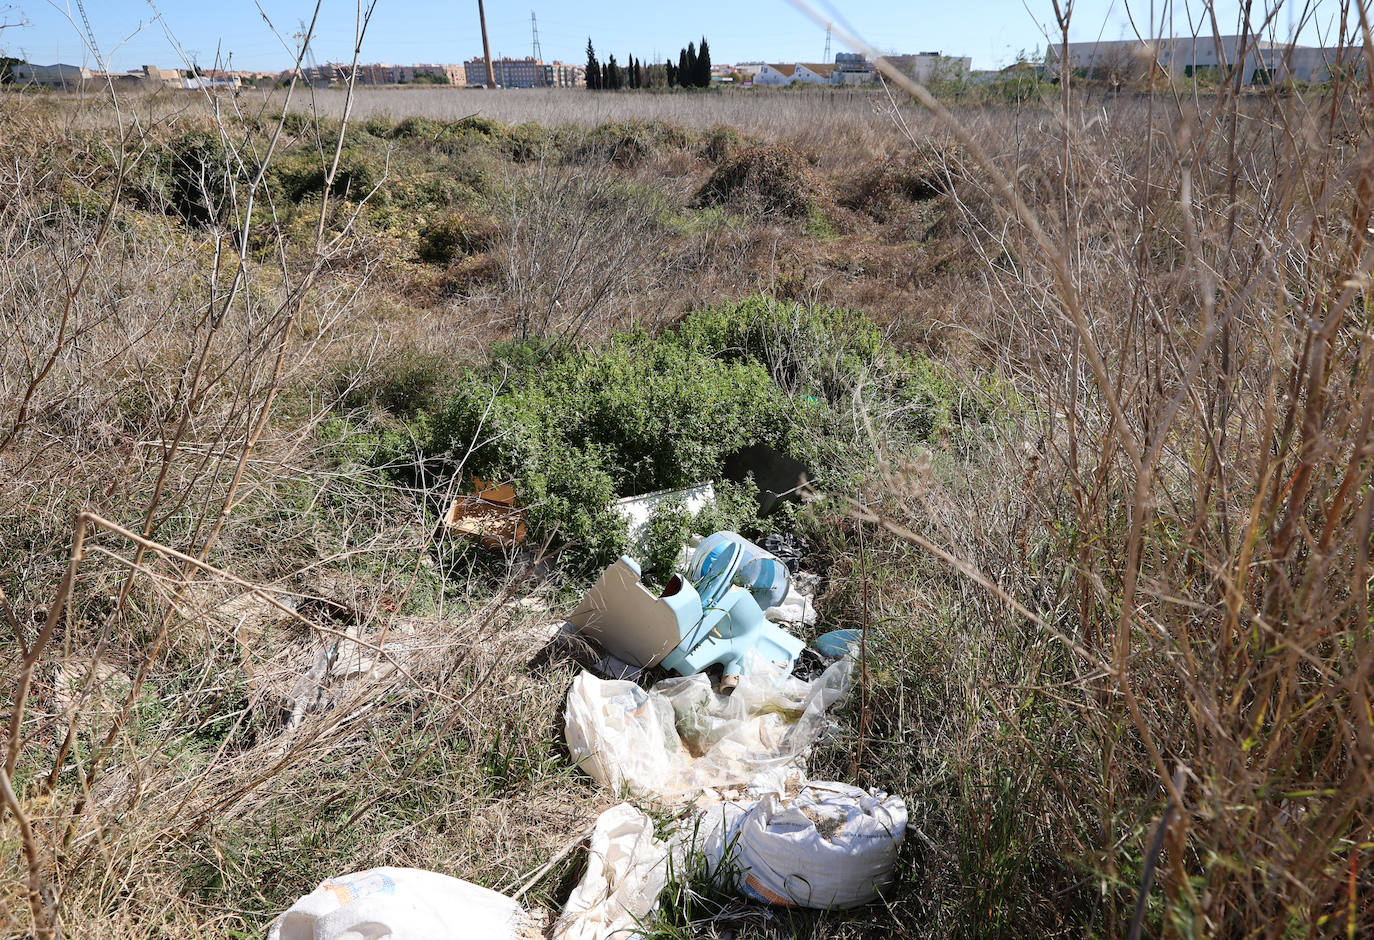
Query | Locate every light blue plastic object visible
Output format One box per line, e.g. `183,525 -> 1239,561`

689,532 -> 791,609
661,538 -> 805,685
814,628 -> 862,659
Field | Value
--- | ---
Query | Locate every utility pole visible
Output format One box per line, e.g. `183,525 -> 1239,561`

477,0 -> 496,88
531,10 -> 544,86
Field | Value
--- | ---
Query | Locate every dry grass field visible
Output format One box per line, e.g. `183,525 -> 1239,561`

1,10 -> 1372,939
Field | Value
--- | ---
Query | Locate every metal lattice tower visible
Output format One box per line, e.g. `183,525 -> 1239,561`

531,11 -> 544,85
74,0 -> 103,68
823,24 -> 831,63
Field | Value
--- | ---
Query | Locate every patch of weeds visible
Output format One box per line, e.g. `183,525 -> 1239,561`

803,206 -> 840,240
644,812 -> 749,939
694,145 -> 829,219
417,210 -> 501,264
661,205 -> 747,236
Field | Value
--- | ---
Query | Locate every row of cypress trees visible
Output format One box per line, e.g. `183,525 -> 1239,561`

584,37 -> 713,90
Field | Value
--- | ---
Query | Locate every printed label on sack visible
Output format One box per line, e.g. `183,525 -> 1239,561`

322,870 -> 398,906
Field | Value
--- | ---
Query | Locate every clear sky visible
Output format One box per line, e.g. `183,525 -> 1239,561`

0,1 -> 1356,74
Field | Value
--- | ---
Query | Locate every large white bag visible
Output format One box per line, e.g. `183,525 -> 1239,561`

563,673 -> 684,797
556,803 -> 669,940
564,656 -> 853,801
267,867 -> 525,940
685,782 -> 907,909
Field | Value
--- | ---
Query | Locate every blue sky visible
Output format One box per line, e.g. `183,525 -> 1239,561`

0,2 -> 1355,73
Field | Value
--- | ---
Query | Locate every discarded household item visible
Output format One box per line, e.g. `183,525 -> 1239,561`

686,782 -> 907,909
760,532 -> 809,573
668,539 -> 804,687
564,671 -> 684,796
568,546 -> 804,687
614,482 -> 716,549
814,629 -> 862,659
556,804 -> 668,940
722,443 -> 811,515
690,531 -> 791,609
564,655 -> 852,800
444,477 -> 526,551
764,582 -> 818,627
267,867 -> 526,940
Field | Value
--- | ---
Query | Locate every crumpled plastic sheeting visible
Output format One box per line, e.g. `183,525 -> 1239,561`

677,782 -> 907,909
267,867 -> 526,940
555,804 -> 668,940
564,655 -> 852,802
764,582 -> 818,626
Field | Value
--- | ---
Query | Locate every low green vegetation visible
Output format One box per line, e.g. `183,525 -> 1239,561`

335,296 -> 993,577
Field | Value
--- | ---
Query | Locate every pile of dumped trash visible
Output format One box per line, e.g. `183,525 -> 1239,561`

268,530 -> 905,939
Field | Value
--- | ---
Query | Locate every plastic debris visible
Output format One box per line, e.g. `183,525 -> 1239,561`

267,867 -> 527,940
683,782 -> 907,909
764,582 -> 818,627
555,804 -> 669,940
564,654 -> 852,801
689,531 -> 792,609
813,628 -> 862,659
760,533 -> 809,573
569,546 -> 804,687
614,483 -> 717,549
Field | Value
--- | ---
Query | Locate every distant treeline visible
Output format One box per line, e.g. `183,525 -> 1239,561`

584,36 -> 712,90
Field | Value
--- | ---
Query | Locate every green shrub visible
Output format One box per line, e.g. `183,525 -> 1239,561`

268,145 -> 386,203
390,116 -> 448,140
700,125 -> 743,164
640,500 -> 694,588
339,350 -> 458,419
505,122 -> 572,163
571,120 -> 692,168
353,298 -> 982,575
131,131 -> 243,226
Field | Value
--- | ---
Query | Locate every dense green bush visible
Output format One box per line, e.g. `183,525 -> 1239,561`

346,298 -> 982,575
571,120 -> 694,168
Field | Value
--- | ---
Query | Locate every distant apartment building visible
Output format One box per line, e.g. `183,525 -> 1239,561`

1045,35 -> 1361,84
463,56 -> 583,88
313,62 -> 465,86
11,62 -> 92,89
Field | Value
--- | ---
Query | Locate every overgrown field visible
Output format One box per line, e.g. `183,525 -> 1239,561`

2,32 -> 1373,940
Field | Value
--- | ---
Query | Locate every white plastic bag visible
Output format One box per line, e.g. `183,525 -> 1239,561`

556,804 -> 668,940
682,782 -> 906,909
564,656 -> 852,801
267,867 -> 525,940
563,673 -> 684,797
764,582 -> 817,626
